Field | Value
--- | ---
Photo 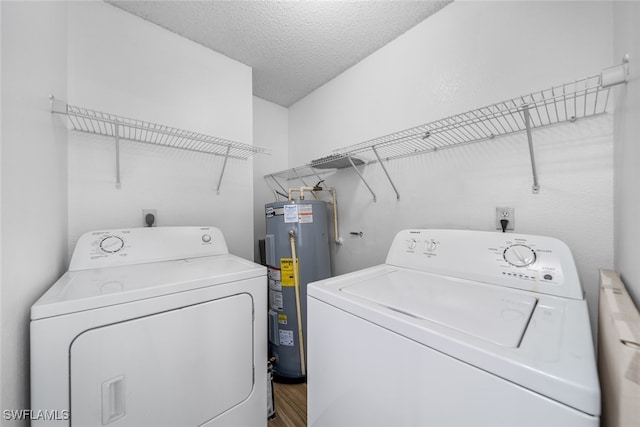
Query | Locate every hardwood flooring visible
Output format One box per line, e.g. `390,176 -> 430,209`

268,382 -> 307,427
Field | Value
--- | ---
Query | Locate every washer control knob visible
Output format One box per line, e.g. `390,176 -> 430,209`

202,234 -> 212,243
100,235 -> 124,254
407,239 -> 417,250
425,240 -> 437,252
503,244 -> 536,267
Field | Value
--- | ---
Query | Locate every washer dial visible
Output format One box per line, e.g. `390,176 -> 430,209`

100,235 -> 124,253
503,244 -> 536,267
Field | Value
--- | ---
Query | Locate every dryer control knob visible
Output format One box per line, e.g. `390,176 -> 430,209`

407,239 -> 417,250
100,235 -> 124,254
425,240 -> 437,252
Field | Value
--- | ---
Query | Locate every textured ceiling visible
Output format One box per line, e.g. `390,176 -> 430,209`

105,1 -> 452,107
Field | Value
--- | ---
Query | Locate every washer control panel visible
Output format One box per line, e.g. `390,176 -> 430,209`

503,244 -> 536,267
404,237 -> 439,254
386,229 -> 582,299
69,226 -> 228,271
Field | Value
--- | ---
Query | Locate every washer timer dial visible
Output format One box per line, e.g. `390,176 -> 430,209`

503,244 -> 536,267
100,235 -> 124,254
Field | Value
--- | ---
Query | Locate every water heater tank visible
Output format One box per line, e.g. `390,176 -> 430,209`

265,200 -> 331,382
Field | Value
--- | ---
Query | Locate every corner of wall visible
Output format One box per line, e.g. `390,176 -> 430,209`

1,0 -> 68,419
253,96 -> 289,262
612,1 -> 640,308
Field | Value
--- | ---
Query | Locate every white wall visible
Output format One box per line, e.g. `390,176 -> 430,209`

1,1 -> 3,413
252,97 -> 288,262
613,2 -> 640,307
288,1 -> 614,336
0,1 -> 68,422
0,0 -> 3,412
67,1 -> 255,260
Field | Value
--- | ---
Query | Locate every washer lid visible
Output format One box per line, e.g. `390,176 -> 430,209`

341,270 -> 537,348
31,254 -> 265,320
308,265 -> 600,416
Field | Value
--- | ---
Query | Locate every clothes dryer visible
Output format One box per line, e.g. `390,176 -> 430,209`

307,229 -> 600,427
31,226 -> 266,427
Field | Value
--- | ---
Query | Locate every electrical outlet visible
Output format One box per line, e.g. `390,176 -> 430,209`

143,209 -> 157,227
495,207 -> 514,231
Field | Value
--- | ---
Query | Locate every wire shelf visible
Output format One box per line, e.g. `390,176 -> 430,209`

265,155 -> 367,199
264,61 -> 627,200
58,104 -> 269,159
51,97 -> 270,192
334,74 -> 609,162
309,153 -> 365,169
264,165 -> 336,196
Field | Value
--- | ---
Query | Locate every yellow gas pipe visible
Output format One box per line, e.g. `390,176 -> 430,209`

288,229 -> 306,376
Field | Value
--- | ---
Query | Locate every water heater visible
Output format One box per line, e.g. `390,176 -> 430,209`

265,199 -> 331,382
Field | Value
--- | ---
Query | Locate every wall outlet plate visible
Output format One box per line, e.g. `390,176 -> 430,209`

143,209 -> 157,227
496,207 -> 514,231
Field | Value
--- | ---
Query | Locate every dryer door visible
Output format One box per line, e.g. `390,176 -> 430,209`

70,293 -> 254,426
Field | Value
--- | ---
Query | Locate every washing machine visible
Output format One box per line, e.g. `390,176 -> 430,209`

30,226 -> 267,427
307,229 -> 600,427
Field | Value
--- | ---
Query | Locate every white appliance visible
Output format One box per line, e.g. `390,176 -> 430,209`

31,226 -> 267,427
307,229 -> 600,427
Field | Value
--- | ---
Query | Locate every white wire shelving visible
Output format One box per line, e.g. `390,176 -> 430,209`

265,165 -> 337,199
51,96 -> 270,192
266,60 -> 628,201
264,155 -> 367,200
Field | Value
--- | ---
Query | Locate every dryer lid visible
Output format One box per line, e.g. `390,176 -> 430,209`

341,269 -> 537,348
31,254 -> 265,320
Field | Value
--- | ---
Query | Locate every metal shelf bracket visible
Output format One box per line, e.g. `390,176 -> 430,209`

266,174 -> 288,200
348,156 -> 376,203
113,123 -> 122,189
216,145 -> 231,195
522,105 -> 540,194
372,146 -> 400,200
49,94 -> 66,114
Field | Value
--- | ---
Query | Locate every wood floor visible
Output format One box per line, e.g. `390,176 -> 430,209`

269,382 -> 307,427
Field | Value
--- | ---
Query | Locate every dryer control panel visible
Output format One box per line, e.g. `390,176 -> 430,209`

69,226 -> 228,271
386,229 -> 582,300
